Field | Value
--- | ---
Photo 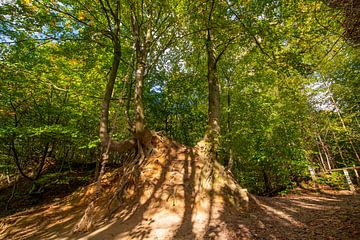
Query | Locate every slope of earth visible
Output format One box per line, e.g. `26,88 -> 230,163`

0,135 -> 359,240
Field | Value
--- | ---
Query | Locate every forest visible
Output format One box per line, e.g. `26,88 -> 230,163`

0,0 -> 360,239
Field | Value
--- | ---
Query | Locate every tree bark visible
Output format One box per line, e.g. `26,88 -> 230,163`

99,33 -> 136,152
205,0 -> 221,155
130,6 -> 153,146
33,142 -> 50,180
318,135 -> 333,170
329,91 -> 360,163
262,168 -> 272,194
225,76 -> 233,169
134,59 -> 146,140
316,142 -> 327,171
11,139 -> 34,182
332,131 -> 345,162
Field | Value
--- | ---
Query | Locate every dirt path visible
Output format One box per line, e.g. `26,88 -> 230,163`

2,189 -> 359,239
233,191 -> 360,240
1,136 -> 359,239
1,190 -> 359,239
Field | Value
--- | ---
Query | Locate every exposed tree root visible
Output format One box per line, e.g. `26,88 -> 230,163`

73,133 -> 250,236
74,132 -> 157,232
106,157 -> 142,217
73,201 -> 96,232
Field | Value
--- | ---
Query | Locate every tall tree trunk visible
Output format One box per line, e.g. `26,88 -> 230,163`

33,142 -> 50,181
99,40 -> 120,146
130,7 -> 153,147
262,168 -> 272,194
99,35 -> 135,152
329,91 -> 360,163
134,58 -> 146,140
318,135 -> 332,170
225,76 -> 233,169
125,56 -> 135,130
205,0 -> 221,156
332,131 -> 345,163
316,141 -> 327,171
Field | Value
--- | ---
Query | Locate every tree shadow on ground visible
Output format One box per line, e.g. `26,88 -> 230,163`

78,138 -> 200,240
0,189 -> 90,240
2,137 -> 360,240
0,167 -> 93,218
219,190 -> 360,240
172,147 -> 197,239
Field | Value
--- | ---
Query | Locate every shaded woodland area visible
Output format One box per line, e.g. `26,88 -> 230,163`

0,0 -> 360,239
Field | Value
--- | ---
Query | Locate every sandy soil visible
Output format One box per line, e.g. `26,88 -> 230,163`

1,136 -> 359,240
1,190 -> 359,240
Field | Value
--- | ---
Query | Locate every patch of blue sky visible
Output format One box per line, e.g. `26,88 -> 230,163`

0,0 -> 15,6
151,85 -> 163,93
306,72 -> 335,112
257,14 -> 265,20
0,34 -> 12,43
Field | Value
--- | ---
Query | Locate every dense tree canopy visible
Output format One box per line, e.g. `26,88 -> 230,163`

0,0 -> 359,195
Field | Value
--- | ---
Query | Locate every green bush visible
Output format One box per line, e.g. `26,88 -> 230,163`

317,171 -> 348,190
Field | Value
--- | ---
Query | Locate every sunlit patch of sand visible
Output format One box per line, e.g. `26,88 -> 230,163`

13,135 -> 349,239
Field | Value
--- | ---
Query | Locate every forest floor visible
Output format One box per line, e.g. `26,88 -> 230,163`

1,189 -> 359,240
1,135 -> 360,240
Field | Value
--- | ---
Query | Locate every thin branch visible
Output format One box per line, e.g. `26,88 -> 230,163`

11,140 -> 34,182
215,36 -> 238,64
105,0 -> 117,20
145,33 -> 176,76
99,0 -> 113,32
315,34 -> 343,69
226,1 -> 280,65
120,57 -> 135,71
35,1 -> 90,27
0,37 -> 85,45
79,0 -> 103,25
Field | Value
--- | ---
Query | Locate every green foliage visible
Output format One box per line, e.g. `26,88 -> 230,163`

37,172 -> 92,187
144,69 -> 207,145
0,0 -> 359,196
317,172 -> 349,190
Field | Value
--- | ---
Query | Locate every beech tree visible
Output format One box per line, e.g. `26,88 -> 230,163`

1,0 -> 359,196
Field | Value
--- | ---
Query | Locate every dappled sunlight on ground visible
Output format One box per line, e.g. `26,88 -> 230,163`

1,198 -> 87,239
232,191 -> 360,239
1,135 -> 359,239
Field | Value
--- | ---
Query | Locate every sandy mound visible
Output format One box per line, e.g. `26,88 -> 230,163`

2,134 -> 359,240
1,134 -> 249,240
79,135 -> 249,240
